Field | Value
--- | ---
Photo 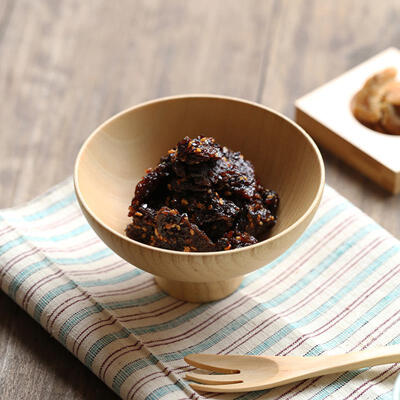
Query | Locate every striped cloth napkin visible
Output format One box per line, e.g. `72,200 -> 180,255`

0,178 -> 399,400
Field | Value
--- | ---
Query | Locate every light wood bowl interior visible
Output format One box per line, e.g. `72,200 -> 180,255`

74,95 -> 325,302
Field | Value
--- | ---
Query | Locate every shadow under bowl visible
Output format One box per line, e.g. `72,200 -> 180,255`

74,95 -> 325,302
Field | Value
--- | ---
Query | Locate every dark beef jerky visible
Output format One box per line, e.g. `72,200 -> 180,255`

176,136 -> 222,165
133,161 -> 171,204
126,204 -> 157,245
154,207 -> 215,252
216,231 -> 258,251
126,136 -> 279,252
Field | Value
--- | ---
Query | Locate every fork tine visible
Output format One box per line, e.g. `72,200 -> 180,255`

184,354 -> 240,373
189,382 -> 248,393
185,372 -> 242,385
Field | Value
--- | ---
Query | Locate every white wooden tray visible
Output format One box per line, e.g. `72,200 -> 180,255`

295,47 -> 400,194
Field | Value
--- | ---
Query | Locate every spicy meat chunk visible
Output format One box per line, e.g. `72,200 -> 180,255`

126,136 -> 279,252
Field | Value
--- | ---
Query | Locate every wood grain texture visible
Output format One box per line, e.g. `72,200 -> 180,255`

1,0 -> 400,398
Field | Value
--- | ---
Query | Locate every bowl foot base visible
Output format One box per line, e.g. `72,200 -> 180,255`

154,275 -> 243,303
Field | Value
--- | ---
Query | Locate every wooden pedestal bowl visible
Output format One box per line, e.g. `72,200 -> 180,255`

74,95 -> 325,303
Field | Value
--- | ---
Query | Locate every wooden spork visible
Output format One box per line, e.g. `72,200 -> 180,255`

184,346 -> 400,392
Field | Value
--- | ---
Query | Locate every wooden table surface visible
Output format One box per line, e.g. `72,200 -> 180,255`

1,1 -> 399,399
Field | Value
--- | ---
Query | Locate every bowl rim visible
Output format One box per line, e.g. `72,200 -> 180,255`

74,94 -> 325,256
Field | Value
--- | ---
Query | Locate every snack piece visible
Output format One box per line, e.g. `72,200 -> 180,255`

154,207 -> 216,252
126,136 -> 279,252
351,67 -> 396,125
351,67 -> 400,135
380,81 -> 400,135
216,231 -> 258,251
127,204 -> 157,245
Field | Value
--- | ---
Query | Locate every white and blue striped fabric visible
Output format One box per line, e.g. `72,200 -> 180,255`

0,178 -> 399,400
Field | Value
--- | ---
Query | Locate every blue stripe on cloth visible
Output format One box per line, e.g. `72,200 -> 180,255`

7,248 -> 114,298
2,192 -> 76,223
59,292 -> 166,347
311,370 -> 378,400
111,354 -> 159,390
26,224 -> 91,241
23,193 -> 76,221
33,282 -> 77,321
143,382 -> 190,400
234,391 -> 262,400
78,268 -> 142,288
109,225 -> 378,395
140,384 -> 259,400
375,390 -> 396,400
0,237 -> 25,254
54,248 -> 113,265
111,354 -> 161,392
8,259 -> 51,298
112,357 -> 192,398
32,275 -> 156,326
0,225 -> 91,257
